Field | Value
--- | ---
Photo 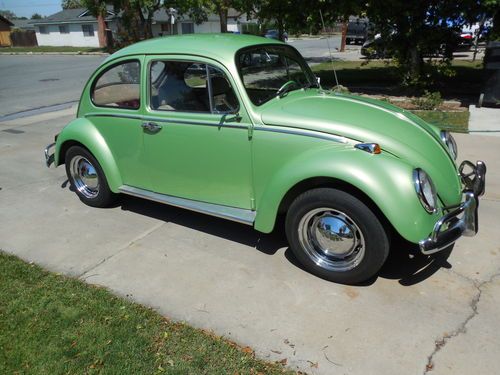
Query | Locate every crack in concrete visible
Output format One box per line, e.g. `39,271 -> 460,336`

78,220 -> 168,280
423,271 -> 500,373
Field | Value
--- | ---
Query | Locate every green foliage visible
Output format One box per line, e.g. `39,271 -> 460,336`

61,0 -> 83,9
31,13 -> 43,19
411,90 -> 444,110
0,252 -> 295,375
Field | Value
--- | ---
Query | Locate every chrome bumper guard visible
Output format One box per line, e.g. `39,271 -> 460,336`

44,142 -> 55,167
419,160 -> 486,255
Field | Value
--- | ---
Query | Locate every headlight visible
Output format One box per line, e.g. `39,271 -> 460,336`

413,168 -> 437,213
440,130 -> 457,160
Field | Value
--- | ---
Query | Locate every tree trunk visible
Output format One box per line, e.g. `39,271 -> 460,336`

97,13 -> 107,48
219,9 -> 228,33
340,21 -> 347,52
406,46 -> 423,84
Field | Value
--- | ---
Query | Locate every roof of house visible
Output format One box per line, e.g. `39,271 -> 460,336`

30,7 -> 116,25
106,33 -> 282,63
0,14 -> 14,26
12,19 -> 35,30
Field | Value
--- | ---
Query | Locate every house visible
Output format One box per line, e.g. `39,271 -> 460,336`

30,7 -> 117,47
151,9 -> 257,37
30,7 -> 259,47
0,14 -> 14,46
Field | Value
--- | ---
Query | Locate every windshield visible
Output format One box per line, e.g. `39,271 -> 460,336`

236,45 -> 317,106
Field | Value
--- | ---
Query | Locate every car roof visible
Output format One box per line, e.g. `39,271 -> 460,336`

106,33 -> 283,63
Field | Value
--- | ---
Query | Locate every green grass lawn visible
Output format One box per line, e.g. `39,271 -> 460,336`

0,252 -> 294,374
0,46 -> 103,53
312,60 -> 484,97
411,110 -> 469,133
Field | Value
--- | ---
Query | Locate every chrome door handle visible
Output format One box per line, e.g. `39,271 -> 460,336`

141,121 -> 162,133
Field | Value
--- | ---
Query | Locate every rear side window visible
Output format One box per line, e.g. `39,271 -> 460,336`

91,60 -> 140,110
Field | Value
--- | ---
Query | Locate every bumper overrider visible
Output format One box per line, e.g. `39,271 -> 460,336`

44,142 -> 55,167
419,160 -> 487,255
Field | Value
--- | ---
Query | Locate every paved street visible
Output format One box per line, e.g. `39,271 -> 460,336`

0,55 -> 105,117
1,105 -> 499,374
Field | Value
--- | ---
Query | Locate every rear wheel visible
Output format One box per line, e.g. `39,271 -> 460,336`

285,188 -> 389,284
65,145 -> 116,208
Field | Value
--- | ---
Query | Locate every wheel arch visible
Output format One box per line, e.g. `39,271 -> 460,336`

55,118 -> 123,192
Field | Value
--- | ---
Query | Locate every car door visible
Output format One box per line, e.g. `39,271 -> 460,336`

141,55 -> 253,210
85,56 -> 149,189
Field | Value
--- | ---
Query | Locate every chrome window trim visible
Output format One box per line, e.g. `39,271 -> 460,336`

119,185 -> 256,225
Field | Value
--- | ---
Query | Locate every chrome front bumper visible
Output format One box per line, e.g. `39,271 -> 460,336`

44,142 -> 55,167
419,160 -> 486,255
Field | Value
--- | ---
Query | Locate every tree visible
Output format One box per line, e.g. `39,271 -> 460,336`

31,13 -> 43,19
62,0 -> 84,9
0,9 -> 16,19
82,0 -> 108,47
364,0 -> 486,86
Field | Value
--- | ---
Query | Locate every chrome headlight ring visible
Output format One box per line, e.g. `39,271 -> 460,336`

440,130 -> 457,160
413,168 -> 438,214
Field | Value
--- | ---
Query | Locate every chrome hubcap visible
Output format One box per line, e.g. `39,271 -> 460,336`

69,156 -> 99,199
298,208 -> 365,272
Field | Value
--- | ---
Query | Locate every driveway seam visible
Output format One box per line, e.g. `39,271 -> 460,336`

423,270 -> 500,373
78,220 -> 168,280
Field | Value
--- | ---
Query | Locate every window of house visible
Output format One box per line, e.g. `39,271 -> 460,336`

39,26 -> 48,34
149,60 -> 239,114
59,25 -> 69,34
160,23 -> 177,35
91,60 -> 141,110
82,24 -> 94,37
181,23 -> 194,34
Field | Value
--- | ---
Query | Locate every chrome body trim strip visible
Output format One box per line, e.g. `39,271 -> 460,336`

119,185 -> 256,225
84,112 -> 248,130
255,125 -> 349,144
85,113 -> 350,143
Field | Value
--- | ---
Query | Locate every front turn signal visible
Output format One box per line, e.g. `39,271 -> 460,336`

354,143 -> 381,154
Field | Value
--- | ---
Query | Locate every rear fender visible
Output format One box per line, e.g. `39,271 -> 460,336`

55,118 -> 122,192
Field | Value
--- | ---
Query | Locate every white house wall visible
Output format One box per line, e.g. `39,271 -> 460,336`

35,23 -> 99,47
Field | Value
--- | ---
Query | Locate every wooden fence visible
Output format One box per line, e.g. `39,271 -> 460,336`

10,30 -> 38,47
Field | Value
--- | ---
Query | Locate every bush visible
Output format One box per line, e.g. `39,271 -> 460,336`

411,90 -> 443,110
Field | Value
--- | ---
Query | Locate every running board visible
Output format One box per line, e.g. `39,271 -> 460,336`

119,185 -> 256,226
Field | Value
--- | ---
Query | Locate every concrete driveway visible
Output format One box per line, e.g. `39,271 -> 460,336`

1,108 -> 499,375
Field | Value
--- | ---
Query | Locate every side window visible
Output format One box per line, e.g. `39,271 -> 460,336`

208,66 -> 239,114
149,60 -> 238,114
92,60 -> 140,110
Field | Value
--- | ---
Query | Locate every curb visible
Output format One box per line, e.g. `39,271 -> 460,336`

0,52 -> 109,56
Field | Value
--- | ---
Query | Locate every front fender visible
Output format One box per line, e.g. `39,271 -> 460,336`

55,118 -> 122,192
254,147 -> 441,244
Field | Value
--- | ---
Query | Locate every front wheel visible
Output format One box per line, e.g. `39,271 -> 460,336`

285,188 -> 389,284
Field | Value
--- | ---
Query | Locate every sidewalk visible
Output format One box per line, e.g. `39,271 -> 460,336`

468,105 -> 500,136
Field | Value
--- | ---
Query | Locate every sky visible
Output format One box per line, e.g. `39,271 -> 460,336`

0,0 -> 62,18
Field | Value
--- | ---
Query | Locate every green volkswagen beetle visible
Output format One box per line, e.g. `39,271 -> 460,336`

45,34 -> 486,284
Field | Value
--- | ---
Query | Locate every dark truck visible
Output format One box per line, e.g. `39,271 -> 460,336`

346,18 -> 370,45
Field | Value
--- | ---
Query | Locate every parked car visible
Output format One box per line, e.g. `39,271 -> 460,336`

264,29 -> 288,42
361,31 -> 474,58
45,34 -> 486,284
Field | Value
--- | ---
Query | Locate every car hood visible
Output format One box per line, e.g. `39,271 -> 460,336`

259,90 -> 462,205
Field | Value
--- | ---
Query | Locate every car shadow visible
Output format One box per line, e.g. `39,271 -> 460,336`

117,195 -> 453,287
